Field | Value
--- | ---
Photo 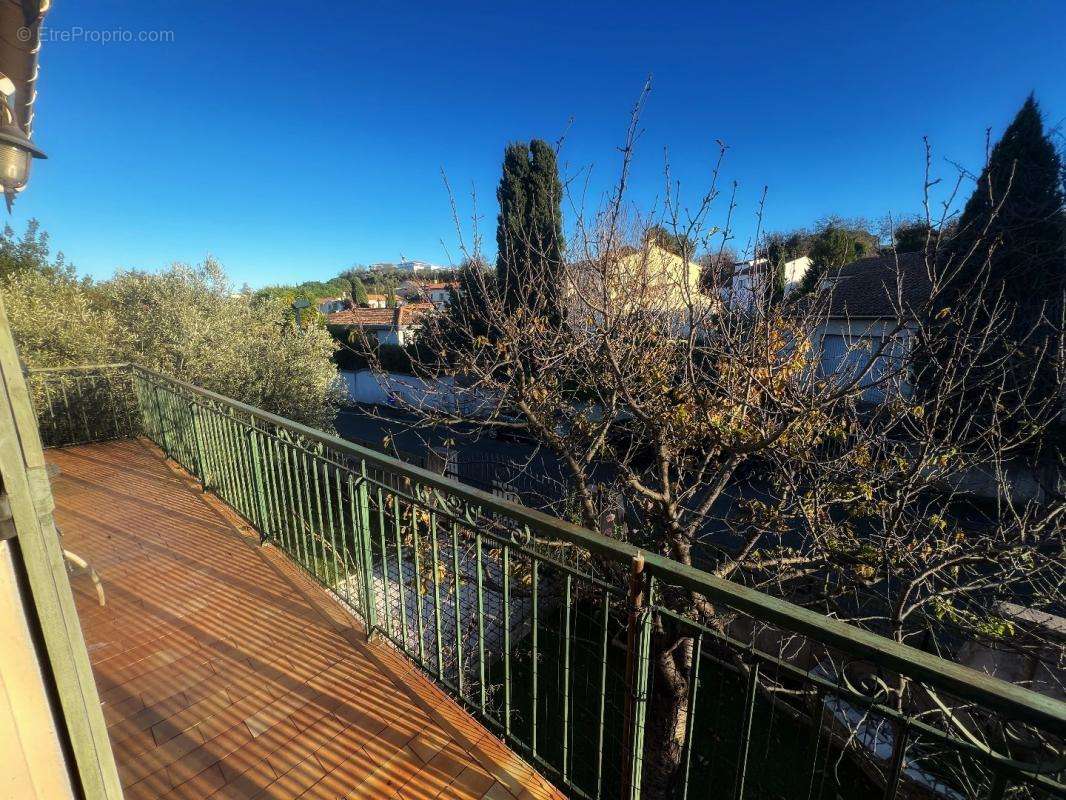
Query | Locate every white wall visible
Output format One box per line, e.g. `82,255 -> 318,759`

0,542 -> 77,799
725,256 -> 811,309
339,370 -> 495,416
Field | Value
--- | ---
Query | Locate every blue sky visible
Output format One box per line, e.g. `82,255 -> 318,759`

9,1 -> 1066,288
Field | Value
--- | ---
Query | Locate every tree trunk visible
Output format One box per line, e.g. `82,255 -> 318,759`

641,628 -> 693,800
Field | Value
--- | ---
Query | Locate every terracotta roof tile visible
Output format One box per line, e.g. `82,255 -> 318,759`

326,303 -> 434,328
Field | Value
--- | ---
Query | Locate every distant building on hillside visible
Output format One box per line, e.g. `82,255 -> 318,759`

317,296 -> 348,314
397,260 -> 446,273
397,280 -> 456,309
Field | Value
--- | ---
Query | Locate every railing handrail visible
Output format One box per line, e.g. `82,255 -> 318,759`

34,362 -> 1066,735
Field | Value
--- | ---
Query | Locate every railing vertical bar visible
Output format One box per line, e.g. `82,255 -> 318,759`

188,402 -> 207,486
595,586 -> 609,800
264,433 -> 286,549
680,632 -> 703,800
305,449 -> 326,581
84,375 -> 98,443
410,500 -> 426,667
210,411 -> 231,505
430,511 -> 445,681
107,372 -> 123,440
322,459 -> 343,594
376,484 -> 393,639
355,466 -> 378,632
36,376 -> 53,446
450,520 -> 464,699
562,572 -> 572,784
289,444 -> 310,570
531,558 -> 539,760
621,554 -> 648,800
236,416 -> 255,520
220,413 -> 242,514
732,658 -> 762,800
265,435 -> 289,556
58,379 -> 75,445
502,543 -> 511,738
332,465 -> 353,608
392,490 -> 410,650
805,689 -> 825,800
281,439 -> 302,563
151,385 -> 168,454
248,424 -> 271,541
233,415 -> 254,521
987,772 -> 1008,800
199,403 -> 219,492
475,530 -> 487,714
206,409 -> 231,505
882,721 -> 909,800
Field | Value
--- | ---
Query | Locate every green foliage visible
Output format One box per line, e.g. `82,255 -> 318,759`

931,94 -> 1066,425
253,287 -> 327,330
892,219 -> 935,253
495,139 -> 564,322
3,268 -> 121,367
770,253 -> 787,304
764,230 -> 811,264
443,257 -> 494,350
3,233 -> 342,430
799,222 -> 879,292
348,274 -> 369,306
0,219 -> 75,281
338,265 -> 456,298
255,277 -> 348,305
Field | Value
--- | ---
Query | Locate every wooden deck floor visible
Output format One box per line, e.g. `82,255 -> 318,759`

50,439 -> 563,800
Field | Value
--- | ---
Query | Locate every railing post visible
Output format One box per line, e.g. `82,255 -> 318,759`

621,553 -> 650,800
246,420 -> 272,544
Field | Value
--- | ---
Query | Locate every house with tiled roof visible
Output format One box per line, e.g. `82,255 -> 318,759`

397,280 -> 457,309
316,296 -> 348,314
365,293 -> 388,308
813,251 -> 931,402
326,302 -> 434,346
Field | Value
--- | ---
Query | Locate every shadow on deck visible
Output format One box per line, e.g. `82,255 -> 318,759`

50,438 -> 563,800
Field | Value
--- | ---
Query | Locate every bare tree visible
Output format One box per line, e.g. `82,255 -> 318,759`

351,96 -> 1065,798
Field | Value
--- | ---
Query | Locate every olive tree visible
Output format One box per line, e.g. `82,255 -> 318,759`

4,253 -> 342,430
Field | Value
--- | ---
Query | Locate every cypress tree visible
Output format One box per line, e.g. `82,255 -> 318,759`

495,139 -> 564,322
527,139 -> 564,322
934,95 -> 1065,423
496,143 -> 532,315
349,275 -> 369,307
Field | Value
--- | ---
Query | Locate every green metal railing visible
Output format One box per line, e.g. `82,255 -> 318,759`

31,364 -> 1066,800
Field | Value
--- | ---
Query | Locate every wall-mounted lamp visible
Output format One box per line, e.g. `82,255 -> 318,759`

0,0 -> 50,211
